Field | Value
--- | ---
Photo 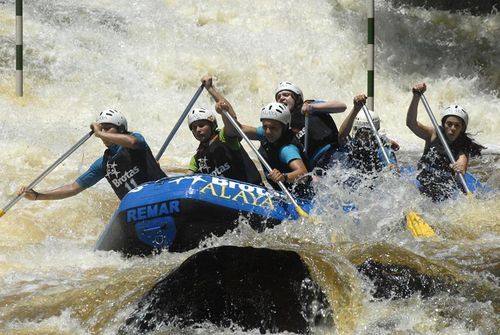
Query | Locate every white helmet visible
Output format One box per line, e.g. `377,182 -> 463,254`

274,81 -> 304,101
260,102 -> 291,127
187,107 -> 218,129
353,110 -> 380,133
441,104 -> 468,129
96,109 -> 128,131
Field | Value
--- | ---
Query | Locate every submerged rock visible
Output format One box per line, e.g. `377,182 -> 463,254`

357,258 -> 453,299
120,246 -> 333,334
349,244 -> 461,300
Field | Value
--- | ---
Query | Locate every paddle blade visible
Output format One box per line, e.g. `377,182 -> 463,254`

0,209 -> 5,218
296,205 -> 319,224
406,211 -> 436,238
292,204 -> 321,224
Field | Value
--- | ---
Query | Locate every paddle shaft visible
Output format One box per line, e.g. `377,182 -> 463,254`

304,112 -> 309,155
302,105 -> 339,155
0,130 -> 94,217
359,105 -> 434,236
419,93 -> 470,193
361,105 -> 391,165
221,110 -> 307,214
155,83 -> 205,160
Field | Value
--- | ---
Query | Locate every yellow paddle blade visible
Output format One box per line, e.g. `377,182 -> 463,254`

0,209 -> 5,218
295,205 -> 309,218
295,205 -> 320,224
406,211 -> 436,238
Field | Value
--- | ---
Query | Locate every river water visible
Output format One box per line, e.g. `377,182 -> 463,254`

0,0 -> 498,334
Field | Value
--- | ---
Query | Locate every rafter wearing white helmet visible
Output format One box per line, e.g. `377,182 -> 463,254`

187,108 -> 218,130
441,105 -> 468,130
274,81 -> 304,102
352,110 -> 380,134
260,102 -> 291,128
96,109 -> 128,132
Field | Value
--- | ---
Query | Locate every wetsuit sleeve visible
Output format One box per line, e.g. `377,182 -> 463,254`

131,132 -> 148,151
76,157 -> 106,189
188,155 -> 199,173
279,144 -> 302,165
218,128 -> 241,151
255,126 -> 265,141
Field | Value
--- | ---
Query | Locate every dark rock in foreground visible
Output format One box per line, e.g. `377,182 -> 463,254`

120,246 -> 333,334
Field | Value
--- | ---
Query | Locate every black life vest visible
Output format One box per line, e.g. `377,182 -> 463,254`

258,130 -> 312,198
103,145 -> 166,199
292,113 -> 339,162
416,129 -> 463,201
195,131 -> 263,185
348,135 -> 386,173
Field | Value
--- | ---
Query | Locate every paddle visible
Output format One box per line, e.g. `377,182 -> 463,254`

220,110 -> 311,219
0,130 -> 94,218
155,83 -> 205,160
302,101 -> 338,159
361,105 -> 391,165
304,111 -> 309,155
360,105 -> 436,238
419,93 -> 472,195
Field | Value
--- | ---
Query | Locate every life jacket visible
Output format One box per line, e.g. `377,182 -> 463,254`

292,113 -> 339,167
258,130 -> 312,198
326,134 -> 396,191
195,130 -> 263,185
103,145 -> 166,199
347,133 -> 395,173
416,129 -> 463,201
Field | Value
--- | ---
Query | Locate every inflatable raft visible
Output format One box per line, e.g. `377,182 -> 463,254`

95,170 -> 486,256
399,167 -> 486,193
95,174 -> 312,256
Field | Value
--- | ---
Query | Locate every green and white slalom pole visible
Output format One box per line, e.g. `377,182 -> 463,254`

16,0 -> 23,96
367,0 -> 374,110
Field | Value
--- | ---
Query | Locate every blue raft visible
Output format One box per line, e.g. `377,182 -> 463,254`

399,167 -> 486,194
95,174 -> 312,256
95,170 -> 486,256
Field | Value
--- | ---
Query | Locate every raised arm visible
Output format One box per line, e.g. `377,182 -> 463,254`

406,83 -> 434,140
338,94 -> 366,145
201,75 -> 226,103
240,124 -> 259,140
92,122 -> 139,149
301,99 -> 347,115
215,99 -> 239,138
213,98 -> 260,140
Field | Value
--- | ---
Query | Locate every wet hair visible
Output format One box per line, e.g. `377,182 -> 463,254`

287,92 -> 305,129
441,117 -> 486,157
451,132 -> 486,157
